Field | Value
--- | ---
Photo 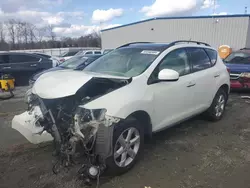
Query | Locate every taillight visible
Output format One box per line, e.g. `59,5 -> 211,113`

60,58 -> 65,63
227,67 -> 230,73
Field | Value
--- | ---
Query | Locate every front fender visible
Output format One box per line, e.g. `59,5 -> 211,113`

83,88 -> 154,120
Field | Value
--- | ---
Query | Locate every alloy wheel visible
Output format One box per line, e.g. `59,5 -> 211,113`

114,127 -> 140,167
215,94 -> 225,117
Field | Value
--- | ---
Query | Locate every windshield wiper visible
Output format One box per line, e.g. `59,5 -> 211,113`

59,66 -> 71,69
99,71 -> 127,77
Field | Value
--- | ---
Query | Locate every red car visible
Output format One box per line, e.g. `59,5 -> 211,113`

224,48 -> 250,89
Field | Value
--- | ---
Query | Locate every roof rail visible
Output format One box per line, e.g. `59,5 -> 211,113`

240,48 -> 250,50
116,40 -> 210,49
169,40 -> 211,47
117,42 -> 152,48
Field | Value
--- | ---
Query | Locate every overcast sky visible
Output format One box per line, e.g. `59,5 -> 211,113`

0,0 -> 250,37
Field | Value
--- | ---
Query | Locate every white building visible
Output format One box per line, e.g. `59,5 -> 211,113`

101,14 -> 250,50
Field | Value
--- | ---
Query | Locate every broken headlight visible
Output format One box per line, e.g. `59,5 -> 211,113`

89,109 -> 121,126
24,89 -> 37,106
76,107 -> 120,127
83,108 -> 107,121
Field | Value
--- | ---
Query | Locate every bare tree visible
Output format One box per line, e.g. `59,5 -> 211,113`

6,19 -> 17,49
48,25 -> 56,41
47,24 -> 56,48
0,22 -> 5,42
34,26 -> 48,49
0,22 -> 9,51
28,23 -> 37,47
16,20 -> 24,47
22,22 -> 29,46
1,19 -> 101,50
90,31 -> 101,47
36,27 -> 47,42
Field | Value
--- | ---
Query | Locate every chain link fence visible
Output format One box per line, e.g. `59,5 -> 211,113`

1,47 -> 101,56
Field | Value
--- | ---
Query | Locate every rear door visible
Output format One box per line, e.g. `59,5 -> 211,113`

186,47 -> 217,112
0,54 -> 10,73
8,54 -> 41,73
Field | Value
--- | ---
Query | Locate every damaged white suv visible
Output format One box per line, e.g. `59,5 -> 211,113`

12,41 -> 230,175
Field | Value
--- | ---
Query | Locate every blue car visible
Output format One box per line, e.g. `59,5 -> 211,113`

29,54 -> 102,86
224,48 -> 250,89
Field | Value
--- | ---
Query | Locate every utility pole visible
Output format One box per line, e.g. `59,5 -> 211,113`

245,7 -> 248,14
212,0 -> 217,15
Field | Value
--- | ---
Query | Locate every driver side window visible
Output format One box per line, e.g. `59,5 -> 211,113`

158,48 -> 190,76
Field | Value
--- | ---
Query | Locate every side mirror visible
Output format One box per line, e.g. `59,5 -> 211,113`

158,69 -> 179,81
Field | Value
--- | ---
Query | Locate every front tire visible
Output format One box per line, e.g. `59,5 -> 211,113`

204,89 -> 228,121
105,118 -> 144,175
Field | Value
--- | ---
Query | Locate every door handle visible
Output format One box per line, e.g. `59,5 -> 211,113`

3,66 -> 11,69
187,83 -> 196,87
30,64 -> 37,67
214,74 -> 220,78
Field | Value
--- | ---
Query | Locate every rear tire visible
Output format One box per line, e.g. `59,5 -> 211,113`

105,118 -> 144,175
204,89 -> 228,121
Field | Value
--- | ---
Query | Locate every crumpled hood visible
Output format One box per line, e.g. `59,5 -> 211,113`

31,66 -> 65,81
32,70 -> 129,99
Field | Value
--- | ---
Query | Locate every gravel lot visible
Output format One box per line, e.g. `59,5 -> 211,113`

1,87 -> 250,188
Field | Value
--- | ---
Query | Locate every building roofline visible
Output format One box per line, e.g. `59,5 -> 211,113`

101,14 -> 250,32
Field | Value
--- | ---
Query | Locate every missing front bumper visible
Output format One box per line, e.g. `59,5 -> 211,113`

12,111 -> 53,144
94,124 -> 114,159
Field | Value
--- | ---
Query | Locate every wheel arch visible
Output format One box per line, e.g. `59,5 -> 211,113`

219,84 -> 230,100
126,110 -> 152,138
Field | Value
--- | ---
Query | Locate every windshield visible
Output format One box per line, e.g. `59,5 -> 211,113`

84,48 -> 160,77
59,56 -> 88,69
224,52 -> 250,64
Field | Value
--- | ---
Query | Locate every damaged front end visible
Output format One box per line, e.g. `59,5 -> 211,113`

12,76 -> 130,179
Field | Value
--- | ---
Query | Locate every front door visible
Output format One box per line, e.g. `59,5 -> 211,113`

147,48 -> 196,132
8,54 -> 41,73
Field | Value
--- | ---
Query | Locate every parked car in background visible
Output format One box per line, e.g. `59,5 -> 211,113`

103,49 -> 113,54
33,52 -> 60,67
0,52 -> 52,85
224,48 -> 250,89
13,41 -> 230,175
74,49 -> 102,56
29,54 -> 102,86
58,49 -> 83,62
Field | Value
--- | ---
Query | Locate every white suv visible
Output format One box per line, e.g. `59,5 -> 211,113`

12,41 -> 230,175
75,50 -> 102,56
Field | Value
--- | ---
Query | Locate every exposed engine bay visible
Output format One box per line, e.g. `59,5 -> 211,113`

12,77 -> 131,184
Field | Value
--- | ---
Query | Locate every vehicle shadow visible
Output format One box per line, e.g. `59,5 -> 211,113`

97,96 -> 238,187
97,115 -> 210,187
230,89 -> 250,94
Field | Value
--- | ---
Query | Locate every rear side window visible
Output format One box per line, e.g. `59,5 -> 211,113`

187,48 -> 211,72
9,54 -> 40,63
94,51 -> 102,54
35,53 -> 50,58
205,49 -> 217,66
63,51 -> 78,57
85,51 -> 93,55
